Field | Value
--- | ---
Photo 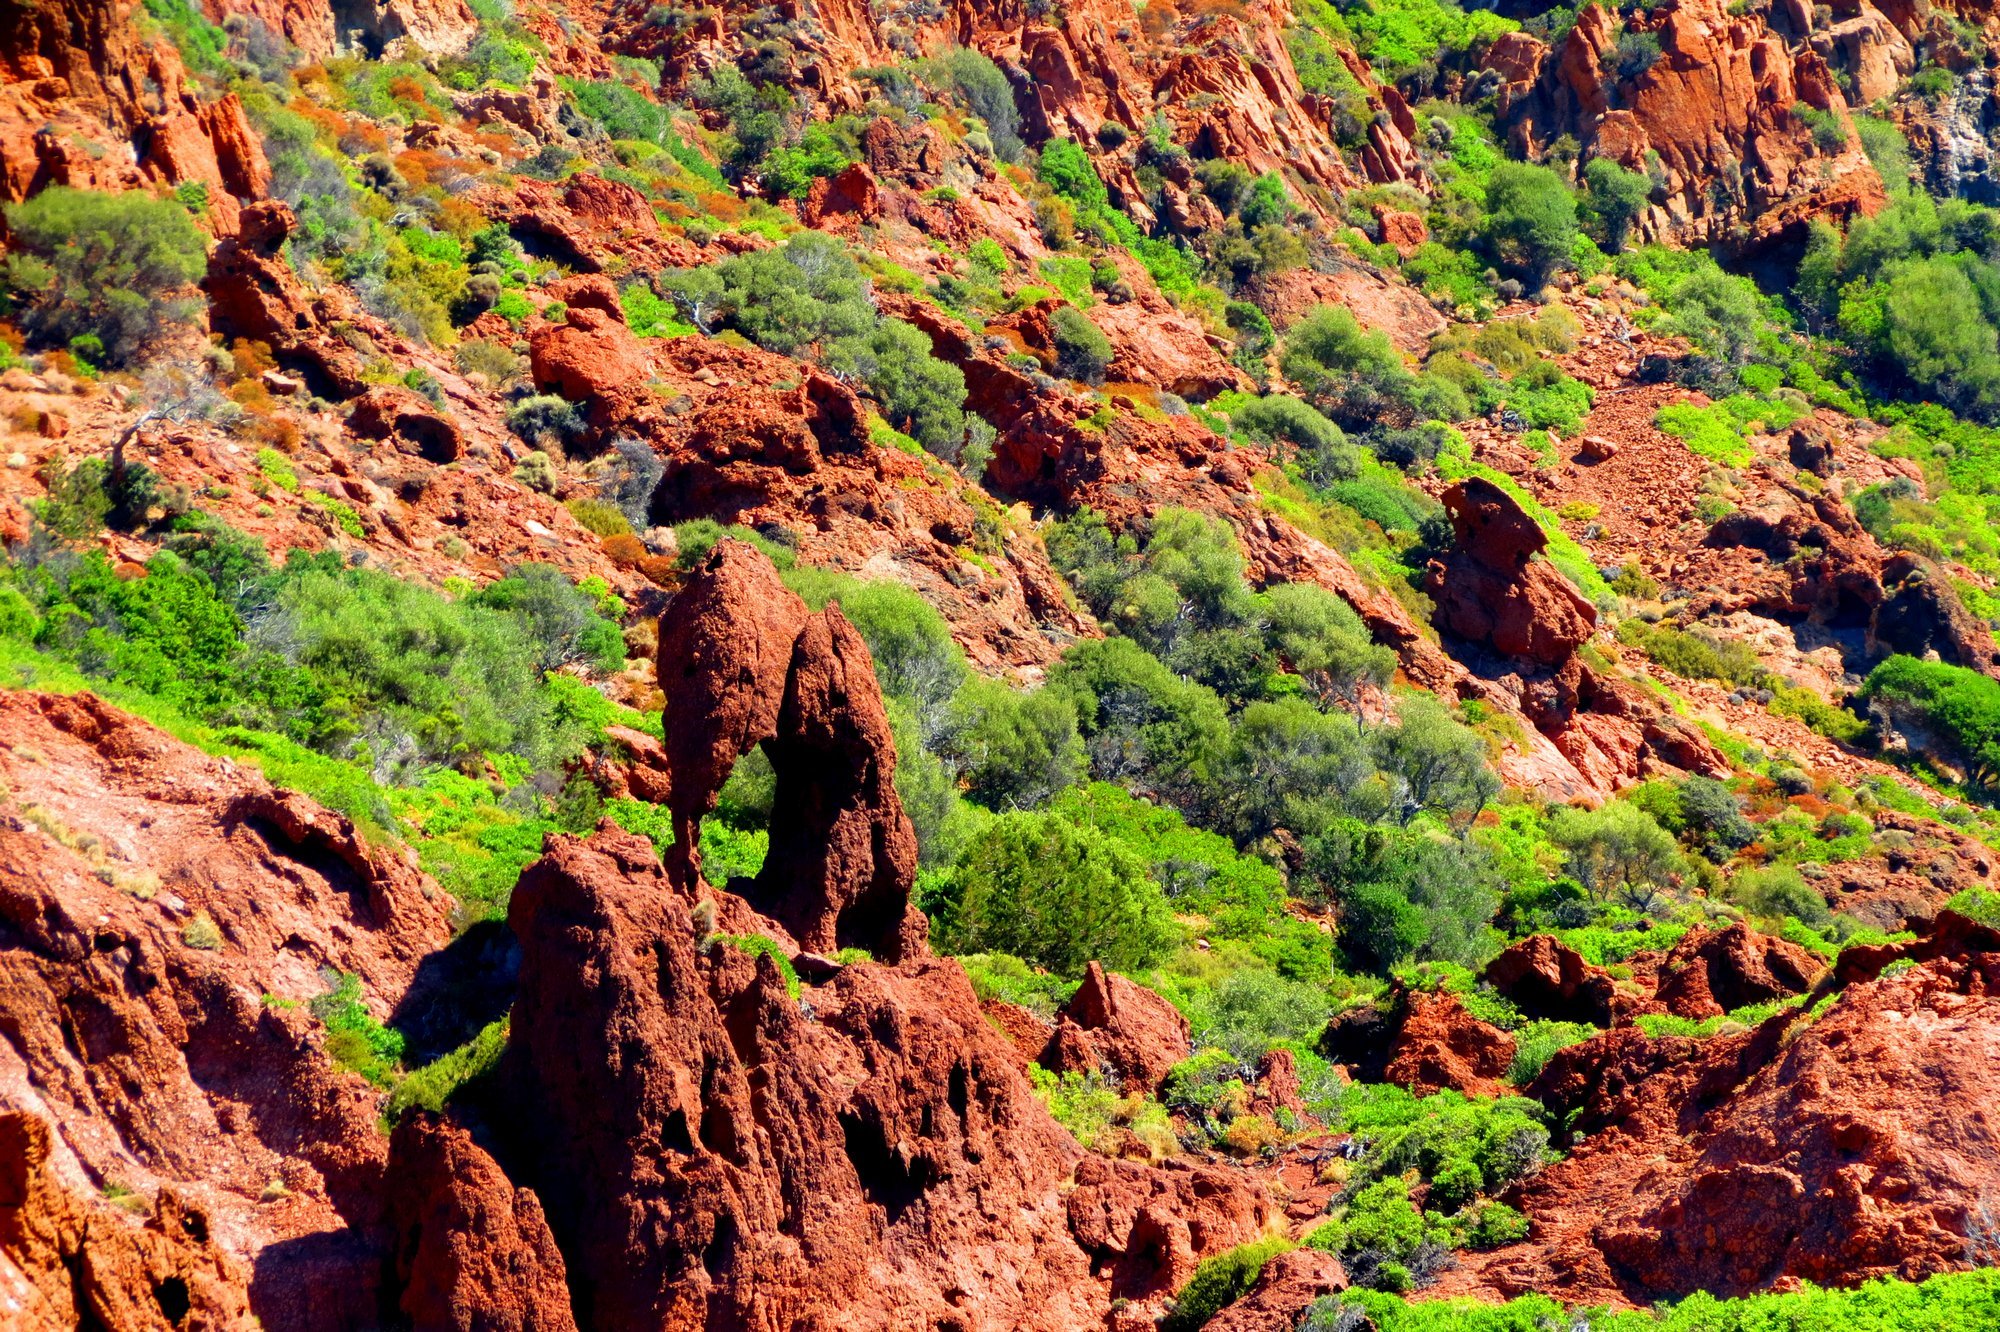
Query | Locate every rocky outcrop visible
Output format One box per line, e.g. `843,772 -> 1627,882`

0,1112 -> 254,1332
0,691 -> 455,1330
1426,477 -> 1598,667
1489,0 -> 1887,251
497,823 -> 1275,1329
1456,919 -> 2000,1304
1485,934 -> 1647,1027
1652,923 -> 1827,1020
657,539 -> 925,961
1321,987 -> 1515,1097
1691,482 -> 2000,676
384,1114 -> 578,1332
0,0 -> 269,232
527,280 -> 654,405
1042,960 -> 1193,1093
206,202 -> 368,397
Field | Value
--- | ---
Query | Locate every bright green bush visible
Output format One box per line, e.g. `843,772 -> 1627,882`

1305,1268 -> 2000,1330
310,971 -> 405,1088
1862,654 -> 2000,786
1050,305 -> 1113,385
942,809 -> 1177,977
1163,1235 -> 1295,1332
384,1016 -> 508,1119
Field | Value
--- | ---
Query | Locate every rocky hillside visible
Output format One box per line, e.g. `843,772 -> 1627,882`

3,0 -> 2000,1327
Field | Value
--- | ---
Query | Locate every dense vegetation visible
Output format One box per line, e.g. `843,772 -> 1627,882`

24,0 -> 2000,1318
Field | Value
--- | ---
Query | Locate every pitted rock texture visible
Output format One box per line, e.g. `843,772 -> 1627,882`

1486,934 -> 1651,1027
1449,918 -> 2000,1305
496,824 -> 1274,1331
1652,923 -> 1827,1020
0,690 -> 455,1331
1425,477 -> 1597,668
658,538 -> 925,961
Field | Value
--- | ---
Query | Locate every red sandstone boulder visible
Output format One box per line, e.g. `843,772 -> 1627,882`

528,305 -> 651,403
801,162 -> 881,229
1653,923 -> 1826,1020
1041,961 -> 1193,1093
1375,207 -> 1429,257
1424,478 -> 1597,666
1323,986 -> 1516,1097
1382,989 -> 1517,1098
1486,934 -> 1647,1026
347,384 -> 466,463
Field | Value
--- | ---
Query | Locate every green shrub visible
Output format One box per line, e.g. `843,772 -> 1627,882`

1507,1019 -> 1595,1084
1861,654 -> 2000,786
942,810 -> 1177,977
1050,305 -> 1113,385
1482,164 -> 1579,289
1546,800 -> 1683,905
932,48 -> 1023,161
1163,1235 -> 1295,1332
1583,156 -> 1653,253
717,933 -> 800,996
383,1016 -> 508,1120
957,952 -> 1078,1017
310,971 -> 405,1088
1,187 -> 207,366
1305,821 -> 1502,970
1944,886 -> 2000,926
1303,1268 -> 2000,1330
1656,402 -> 1754,467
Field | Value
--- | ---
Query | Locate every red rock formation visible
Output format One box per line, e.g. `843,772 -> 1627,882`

1688,481 -> 2000,676
384,1114 -> 579,1332
800,161 -> 881,230
1042,960 -> 1194,1093
1485,934 -> 1649,1027
0,690 -> 455,1329
1490,0 -> 1887,250
0,0 -> 268,232
1456,919 -> 2000,1304
528,291 -> 653,405
758,604 -> 928,961
1652,923 -> 1827,1020
0,1112 -> 254,1332
206,201 -> 368,396
498,823 -> 1275,1329
658,539 -> 924,960
1426,477 -> 1597,667
1322,986 -> 1516,1097
1382,989 -> 1517,1098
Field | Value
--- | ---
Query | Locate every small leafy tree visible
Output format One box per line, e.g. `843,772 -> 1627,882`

1547,800 -> 1684,905
1482,163 -> 1579,290
1,186 -> 208,366
1583,156 -> 1652,252
1370,694 -> 1501,826
934,48 -> 1023,161
944,810 -> 1177,976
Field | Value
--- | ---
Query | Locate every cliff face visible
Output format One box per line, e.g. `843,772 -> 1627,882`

0,0 -> 269,232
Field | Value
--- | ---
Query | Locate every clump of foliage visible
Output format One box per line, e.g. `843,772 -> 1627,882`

0,187 -> 208,366
661,233 -> 973,455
